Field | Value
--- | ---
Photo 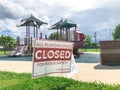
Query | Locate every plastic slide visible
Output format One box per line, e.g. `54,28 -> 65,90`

9,46 -> 27,57
71,30 -> 85,56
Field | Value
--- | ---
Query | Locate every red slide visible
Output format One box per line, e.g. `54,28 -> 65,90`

72,30 -> 85,57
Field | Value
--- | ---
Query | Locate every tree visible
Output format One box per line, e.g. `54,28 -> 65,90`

48,32 -> 66,40
83,35 -> 92,51
85,35 -> 92,47
112,24 -> 120,40
0,35 -> 16,54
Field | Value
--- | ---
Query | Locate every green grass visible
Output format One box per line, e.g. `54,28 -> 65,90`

0,51 -> 11,55
0,71 -> 120,90
79,48 -> 100,52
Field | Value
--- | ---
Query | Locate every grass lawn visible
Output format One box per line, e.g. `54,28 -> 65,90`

0,51 -> 11,55
79,48 -> 100,52
0,71 -> 120,90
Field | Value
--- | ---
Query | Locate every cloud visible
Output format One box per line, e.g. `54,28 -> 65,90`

0,0 -> 28,36
71,6 -> 120,41
0,19 -> 21,35
0,0 -> 120,41
0,0 -> 28,20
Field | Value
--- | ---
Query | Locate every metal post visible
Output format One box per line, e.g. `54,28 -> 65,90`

36,27 -> 38,38
57,27 -> 58,40
66,28 -> 68,41
94,32 -> 97,51
40,33 -> 42,39
34,26 -> 35,38
45,35 -> 47,39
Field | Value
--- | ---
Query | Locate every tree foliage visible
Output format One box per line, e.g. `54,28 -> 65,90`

0,35 -> 16,48
0,35 -> 16,54
85,35 -> 92,47
49,32 -> 66,40
112,24 -> 120,40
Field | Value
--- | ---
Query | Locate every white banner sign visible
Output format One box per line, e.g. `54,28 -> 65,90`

67,54 -> 78,78
32,39 -> 73,78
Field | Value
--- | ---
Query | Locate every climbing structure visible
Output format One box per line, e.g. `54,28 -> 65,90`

19,14 -> 47,39
9,15 -> 48,56
49,19 -> 85,56
9,15 -> 85,57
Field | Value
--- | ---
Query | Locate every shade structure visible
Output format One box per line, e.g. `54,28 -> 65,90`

60,19 -> 77,28
48,18 -> 63,40
49,18 -> 63,30
60,19 -> 77,41
18,14 -> 47,27
17,14 -> 48,39
48,18 -> 77,41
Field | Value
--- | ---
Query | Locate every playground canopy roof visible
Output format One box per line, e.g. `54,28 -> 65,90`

49,19 -> 77,30
60,19 -> 77,28
18,15 -> 47,27
49,18 -> 63,30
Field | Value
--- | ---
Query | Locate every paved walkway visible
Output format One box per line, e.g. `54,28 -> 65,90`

0,52 -> 120,84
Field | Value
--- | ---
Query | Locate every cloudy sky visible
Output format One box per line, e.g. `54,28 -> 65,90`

0,0 -> 120,42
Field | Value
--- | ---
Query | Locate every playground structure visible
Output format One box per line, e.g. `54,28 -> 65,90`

9,15 -> 48,56
49,18 -> 85,56
9,15 -> 85,57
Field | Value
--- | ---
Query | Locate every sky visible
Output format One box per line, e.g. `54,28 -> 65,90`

0,0 -> 120,42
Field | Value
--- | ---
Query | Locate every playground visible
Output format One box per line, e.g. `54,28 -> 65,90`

6,15 -> 85,57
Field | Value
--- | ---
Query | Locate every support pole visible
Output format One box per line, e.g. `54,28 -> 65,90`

66,28 -> 68,41
57,27 -> 58,40
34,26 -> 35,38
16,36 -> 20,46
36,27 -> 38,38
45,35 -> 47,39
68,28 -> 70,41
60,29 -> 62,40
94,32 -> 97,51
30,37 -> 32,56
25,24 -> 27,45
40,33 -> 42,39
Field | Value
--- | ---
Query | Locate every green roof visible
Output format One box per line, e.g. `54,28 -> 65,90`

60,19 -> 77,28
49,18 -> 77,30
18,15 -> 47,27
49,19 -> 63,30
